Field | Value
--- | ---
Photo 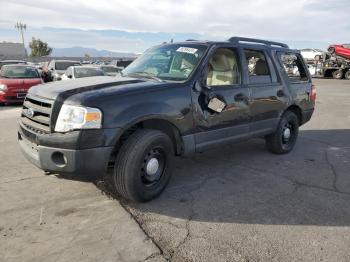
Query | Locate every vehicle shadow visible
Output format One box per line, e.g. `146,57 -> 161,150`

0,104 -> 22,111
93,129 -> 350,226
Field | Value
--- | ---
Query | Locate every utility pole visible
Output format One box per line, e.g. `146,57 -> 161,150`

15,22 -> 27,58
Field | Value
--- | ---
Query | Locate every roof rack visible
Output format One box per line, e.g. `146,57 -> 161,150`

228,37 -> 289,48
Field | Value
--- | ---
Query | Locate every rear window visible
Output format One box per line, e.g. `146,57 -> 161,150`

74,67 -> 105,78
55,61 -> 80,70
0,66 -> 39,79
278,53 -> 309,82
244,49 -> 272,84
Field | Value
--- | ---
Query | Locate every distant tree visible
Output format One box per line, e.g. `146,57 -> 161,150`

84,53 -> 91,60
29,37 -> 52,57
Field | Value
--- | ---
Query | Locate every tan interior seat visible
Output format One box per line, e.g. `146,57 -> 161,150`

254,59 -> 269,75
207,49 -> 237,86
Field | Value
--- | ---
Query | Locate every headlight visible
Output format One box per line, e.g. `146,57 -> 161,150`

0,84 -> 7,92
55,104 -> 102,132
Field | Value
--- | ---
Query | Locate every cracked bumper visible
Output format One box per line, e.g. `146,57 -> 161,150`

18,132 -> 113,175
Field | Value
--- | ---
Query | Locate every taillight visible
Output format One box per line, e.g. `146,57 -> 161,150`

310,84 -> 316,101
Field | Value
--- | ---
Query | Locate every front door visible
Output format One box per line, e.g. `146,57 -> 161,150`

191,46 -> 251,151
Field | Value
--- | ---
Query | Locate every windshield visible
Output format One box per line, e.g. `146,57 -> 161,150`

56,61 -> 80,71
74,67 -> 105,78
123,44 -> 208,81
101,66 -> 120,73
0,66 -> 40,79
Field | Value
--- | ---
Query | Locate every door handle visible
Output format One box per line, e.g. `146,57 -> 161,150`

277,90 -> 285,97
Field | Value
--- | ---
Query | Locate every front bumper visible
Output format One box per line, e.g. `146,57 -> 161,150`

18,132 -> 113,175
0,93 -> 25,104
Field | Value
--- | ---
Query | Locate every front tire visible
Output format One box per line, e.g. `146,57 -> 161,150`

113,129 -> 174,202
265,111 -> 299,154
345,70 -> 350,80
328,47 -> 336,54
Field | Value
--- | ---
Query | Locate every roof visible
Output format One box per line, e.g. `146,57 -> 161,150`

1,64 -> 33,67
70,66 -> 102,69
0,60 -> 26,62
167,37 -> 292,51
54,60 -> 81,63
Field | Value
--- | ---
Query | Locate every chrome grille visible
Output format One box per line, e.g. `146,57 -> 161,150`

21,95 -> 53,134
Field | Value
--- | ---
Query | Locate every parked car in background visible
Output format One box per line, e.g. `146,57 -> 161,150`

110,59 -> 135,68
47,60 -> 81,81
61,66 -> 105,80
328,44 -> 350,60
99,65 -> 122,76
0,60 -> 26,69
0,65 -> 42,104
300,48 -> 323,61
38,62 -> 53,83
293,64 -> 320,76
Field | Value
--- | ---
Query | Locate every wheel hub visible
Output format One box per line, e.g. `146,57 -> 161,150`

146,157 -> 160,176
283,127 -> 291,141
141,148 -> 166,186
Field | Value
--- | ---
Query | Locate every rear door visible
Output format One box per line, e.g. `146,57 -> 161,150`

242,48 -> 287,135
191,45 -> 251,151
276,52 -> 313,111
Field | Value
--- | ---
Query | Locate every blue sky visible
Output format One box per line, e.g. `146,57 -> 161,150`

0,0 -> 349,53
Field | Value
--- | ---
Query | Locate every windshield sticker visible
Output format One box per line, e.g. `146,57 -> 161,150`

176,47 -> 198,54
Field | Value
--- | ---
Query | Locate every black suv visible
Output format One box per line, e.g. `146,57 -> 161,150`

18,37 -> 316,202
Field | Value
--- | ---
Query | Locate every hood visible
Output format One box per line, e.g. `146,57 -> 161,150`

28,76 -> 163,101
0,78 -> 42,89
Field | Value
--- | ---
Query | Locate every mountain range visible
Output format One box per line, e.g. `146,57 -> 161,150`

50,46 -> 137,58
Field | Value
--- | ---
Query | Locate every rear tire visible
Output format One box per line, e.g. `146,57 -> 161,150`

332,69 -> 344,79
265,111 -> 299,154
113,129 -> 174,202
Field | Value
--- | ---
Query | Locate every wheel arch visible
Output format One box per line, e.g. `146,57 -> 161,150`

284,105 -> 302,125
112,117 -> 184,160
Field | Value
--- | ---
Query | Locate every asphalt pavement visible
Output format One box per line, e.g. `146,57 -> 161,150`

1,78 -> 350,262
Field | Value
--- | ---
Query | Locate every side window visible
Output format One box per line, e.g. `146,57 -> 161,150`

279,53 -> 308,82
206,48 -> 239,87
244,49 -> 271,84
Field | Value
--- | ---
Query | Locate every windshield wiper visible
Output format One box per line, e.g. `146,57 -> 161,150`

125,72 -> 163,82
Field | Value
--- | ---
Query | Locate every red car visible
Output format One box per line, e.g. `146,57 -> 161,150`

328,44 -> 350,59
0,65 -> 43,104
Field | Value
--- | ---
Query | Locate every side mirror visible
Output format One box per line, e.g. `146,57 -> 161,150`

67,74 -> 72,79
